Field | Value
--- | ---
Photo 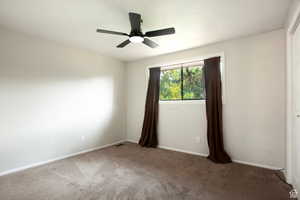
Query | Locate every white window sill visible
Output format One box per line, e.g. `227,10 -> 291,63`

159,100 -> 205,104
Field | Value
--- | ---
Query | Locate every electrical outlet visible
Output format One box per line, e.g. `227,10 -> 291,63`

195,136 -> 201,143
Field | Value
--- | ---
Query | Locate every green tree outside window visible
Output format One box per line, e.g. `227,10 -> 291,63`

160,66 -> 205,101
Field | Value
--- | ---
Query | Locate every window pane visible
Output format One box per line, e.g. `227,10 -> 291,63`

160,68 -> 181,100
183,66 -> 205,100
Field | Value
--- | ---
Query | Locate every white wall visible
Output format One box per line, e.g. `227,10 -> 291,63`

0,27 -> 126,174
286,0 -> 300,191
126,29 -> 286,169
292,24 -> 300,193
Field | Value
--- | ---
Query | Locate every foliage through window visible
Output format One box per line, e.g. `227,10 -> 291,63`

160,65 -> 205,101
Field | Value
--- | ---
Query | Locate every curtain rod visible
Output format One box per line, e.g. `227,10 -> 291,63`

158,59 -> 204,70
147,54 -> 223,69
166,59 -> 204,66
147,59 -> 204,70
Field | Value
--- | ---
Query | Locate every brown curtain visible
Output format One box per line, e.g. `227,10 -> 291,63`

204,57 -> 231,163
139,67 -> 161,147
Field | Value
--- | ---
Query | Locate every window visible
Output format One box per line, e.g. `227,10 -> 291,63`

160,64 -> 205,101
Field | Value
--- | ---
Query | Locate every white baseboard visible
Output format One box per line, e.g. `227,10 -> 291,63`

126,140 -> 281,170
231,159 -> 281,170
158,145 -> 209,157
0,139 -> 282,177
0,140 -> 126,177
126,139 -> 139,144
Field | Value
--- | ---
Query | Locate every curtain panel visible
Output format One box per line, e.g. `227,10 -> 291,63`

204,57 -> 231,163
139,67 -> 161,147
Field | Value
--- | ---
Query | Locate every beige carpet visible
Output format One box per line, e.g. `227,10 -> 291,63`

0,142 -> 292,200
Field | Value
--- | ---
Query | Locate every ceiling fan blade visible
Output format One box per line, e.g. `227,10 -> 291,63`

143,38 -> 159,48
145,27 -> 175,37
129,12 -> 141,31
117,39 -> 131,48
96,29 -> 129,36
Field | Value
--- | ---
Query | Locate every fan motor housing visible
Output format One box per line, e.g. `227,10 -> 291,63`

130,30 -> 143,37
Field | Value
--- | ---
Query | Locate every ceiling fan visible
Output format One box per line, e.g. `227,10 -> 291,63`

96,12 -> 175,48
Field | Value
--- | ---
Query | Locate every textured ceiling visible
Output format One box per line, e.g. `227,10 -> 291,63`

0,0 -> 292,61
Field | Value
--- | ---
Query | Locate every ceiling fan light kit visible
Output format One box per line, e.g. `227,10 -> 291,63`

129,36 -> 144,43
96,12 -> 175,48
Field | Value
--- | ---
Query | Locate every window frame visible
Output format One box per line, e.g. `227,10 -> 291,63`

159,65 -> 205,101
145,53 -> 226,104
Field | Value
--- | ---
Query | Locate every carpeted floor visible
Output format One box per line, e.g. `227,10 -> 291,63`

0,142 -> 292,200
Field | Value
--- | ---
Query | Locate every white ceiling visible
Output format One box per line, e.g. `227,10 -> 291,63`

0,0 -> 292,61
